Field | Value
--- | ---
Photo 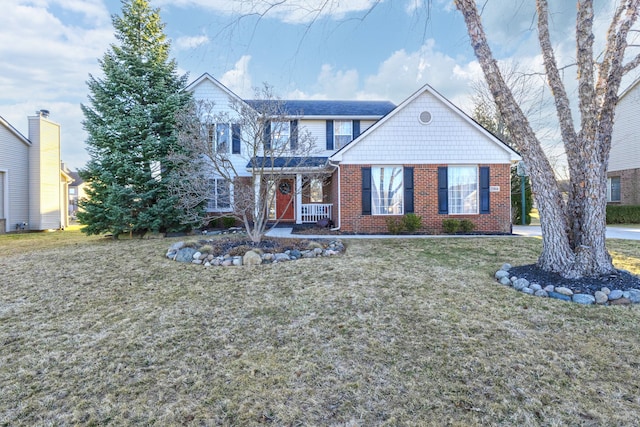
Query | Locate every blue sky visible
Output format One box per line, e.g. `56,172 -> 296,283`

0,0 -> 632,170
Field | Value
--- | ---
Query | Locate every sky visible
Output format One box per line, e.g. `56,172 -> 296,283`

1,0 -> 637,171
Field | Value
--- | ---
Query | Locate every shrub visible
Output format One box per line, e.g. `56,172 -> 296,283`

459,219 -> 476,233
442,219 -> 460,234
606,205 -> 640,224
386,217 -> 404,234
222,216 -> 236,229
402,213 -> 422,233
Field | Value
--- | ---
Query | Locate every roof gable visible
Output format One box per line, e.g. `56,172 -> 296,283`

0,114 -> 31,147
330,84 -> 521,164
185,73 -> 246,104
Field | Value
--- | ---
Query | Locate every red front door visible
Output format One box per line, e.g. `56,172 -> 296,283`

276,179 -> 295,221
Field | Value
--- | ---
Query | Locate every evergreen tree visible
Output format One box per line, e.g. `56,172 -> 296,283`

79,0 -> 192,237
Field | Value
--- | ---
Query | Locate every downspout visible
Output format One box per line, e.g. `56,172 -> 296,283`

328,160 -> 341,231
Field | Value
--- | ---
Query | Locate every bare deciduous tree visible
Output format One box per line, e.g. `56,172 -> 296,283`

455,0 -> 640,278
170,85 -> 328,243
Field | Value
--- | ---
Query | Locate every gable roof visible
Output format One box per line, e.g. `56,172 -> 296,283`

330,83 -> 521,162
0,114 -> 31,147
243,100 -> 396,119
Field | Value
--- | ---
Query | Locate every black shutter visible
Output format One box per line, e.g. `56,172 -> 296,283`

480,166 -> 490,214
290,120 -> 298,150
362,167 -> 371,215
232,124 -> 241,154
326,120 -> 334,150
404,167 -> 414,213
263,120 -> 271,150
438,167 -> 448,214
352,120 -> 361,139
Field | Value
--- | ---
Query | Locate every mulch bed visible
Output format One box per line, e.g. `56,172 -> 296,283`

509,264 -> 640,295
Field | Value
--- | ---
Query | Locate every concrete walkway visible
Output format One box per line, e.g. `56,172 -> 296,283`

265,225 -> 640,240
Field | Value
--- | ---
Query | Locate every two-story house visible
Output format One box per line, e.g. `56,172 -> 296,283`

609,78 -> 640,205
0,110 -> 71,233
186,73 -> 520,234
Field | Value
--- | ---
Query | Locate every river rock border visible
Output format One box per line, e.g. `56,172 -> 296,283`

495,264 -> 640,305
167,239 -> 345,267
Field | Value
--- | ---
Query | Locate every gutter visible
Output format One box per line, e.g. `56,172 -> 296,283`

328,160 -> 341,231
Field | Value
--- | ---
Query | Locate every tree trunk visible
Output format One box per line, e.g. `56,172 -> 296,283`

454,0 -> 624,278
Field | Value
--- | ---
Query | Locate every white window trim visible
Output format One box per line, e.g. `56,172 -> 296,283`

334,120 -> 352,150
448,165 -> 479,215
271,121 -> 290,149
607,176 -> 621,202
371,165 -> 404,216
207,178 -> 233,212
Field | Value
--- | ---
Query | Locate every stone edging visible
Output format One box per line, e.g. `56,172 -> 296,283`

167,240 -> 345,267
495,264 -> 640,305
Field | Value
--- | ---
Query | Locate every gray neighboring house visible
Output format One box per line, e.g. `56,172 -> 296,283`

609,79 -> 640,205
0,110 -> 71,233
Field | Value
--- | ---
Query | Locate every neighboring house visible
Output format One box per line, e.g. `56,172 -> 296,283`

66,169 -> 86,219
0,110 -> 71,233
186,73 -> 521,233
609,78 -> 640,205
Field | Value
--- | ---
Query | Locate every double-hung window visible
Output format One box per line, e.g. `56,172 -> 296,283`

607,176 -> 621,202
270,121 -> 290,150
334,120 -> 352,150
216,124 -> 230,153
371,166 -> 404,215
207,178 -> 231,211
448,166 -> 478,214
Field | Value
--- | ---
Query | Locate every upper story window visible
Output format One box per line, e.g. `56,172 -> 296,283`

334,120 -> 353,150
216,124 -> 230,153
271,121 -> 290,149
607,176 -> 621,202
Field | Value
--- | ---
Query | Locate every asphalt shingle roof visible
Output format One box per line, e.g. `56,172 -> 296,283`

243,100 -> 395,117
246,156 -> 329,169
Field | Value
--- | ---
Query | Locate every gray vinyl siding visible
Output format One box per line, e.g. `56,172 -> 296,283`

0,123 -> 30,232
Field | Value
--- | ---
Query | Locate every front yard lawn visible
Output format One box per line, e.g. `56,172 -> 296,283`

1,230 -> 639,425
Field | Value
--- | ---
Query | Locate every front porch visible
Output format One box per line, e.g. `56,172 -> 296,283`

264,173 -> 335,225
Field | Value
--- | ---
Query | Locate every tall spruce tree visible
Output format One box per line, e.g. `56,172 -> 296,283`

79,0 -> 192,237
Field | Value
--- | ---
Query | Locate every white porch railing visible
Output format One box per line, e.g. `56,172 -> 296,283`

301,204 -> 332,223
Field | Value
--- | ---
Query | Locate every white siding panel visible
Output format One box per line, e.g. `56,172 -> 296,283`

339,91 -> 513,165
610,87 -> 640,172
0,124 -> 30,231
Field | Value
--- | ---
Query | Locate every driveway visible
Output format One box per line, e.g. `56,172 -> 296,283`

512,225 -> 640,241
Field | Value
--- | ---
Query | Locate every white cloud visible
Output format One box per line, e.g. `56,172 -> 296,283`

219,55 -> 253,97
175,35 -> 210,50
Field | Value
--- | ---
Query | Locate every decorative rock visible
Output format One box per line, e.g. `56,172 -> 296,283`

572,294 -> 596,305
193,251 -> 202,260
555,287 -> 574,297
543,285 -> 555,293
495,270 -> 510,280
548,291 -> 571,302
324,249 -> 339,256
510,276 -> 518,282
307,241 -> 324,250
313,247 -> 324,256
221,260 -> 233,267
608,289 -> 623,300
232,256 -> 243,266
499,276 -> 512,286
204,262 -> 211,267
243,250 -> 263,266
529,284 -> 542,292
262,253 -> 275,261
601,287 -> 611,295
501,263 -> 512,271
175,247 -> 198,263
534,290 -> 548,298
274,253 -> 290,262
628,289 -> 640,304
169,241 -> 185,251
522,287 -> 534,295
610,297 -> 631,305
289,249 -> 302,259
513,278 -> 529,291
192,259 -> 203,265
594,291 -> 608,304
302,250 -> 315,258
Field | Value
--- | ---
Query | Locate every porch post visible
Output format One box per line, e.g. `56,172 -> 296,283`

295,173 -> 303,224
254,174 -> 262,220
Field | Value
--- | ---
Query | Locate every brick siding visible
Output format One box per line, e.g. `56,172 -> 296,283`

608,168 -> 640,205
338,164 -> 512,234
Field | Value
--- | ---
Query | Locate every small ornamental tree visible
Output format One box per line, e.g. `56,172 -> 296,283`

79,0 -> 192,238
170,85 -> 328,243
